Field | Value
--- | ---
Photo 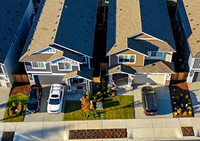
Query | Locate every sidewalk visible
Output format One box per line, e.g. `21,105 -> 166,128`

1,118 -> 200,140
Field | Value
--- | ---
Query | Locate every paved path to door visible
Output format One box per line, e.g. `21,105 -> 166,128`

1,118 -> 200,140
0,87 -> 11,122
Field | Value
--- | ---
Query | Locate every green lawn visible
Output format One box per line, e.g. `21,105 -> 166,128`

3,93 -> 28,122
63,95 -> 134,120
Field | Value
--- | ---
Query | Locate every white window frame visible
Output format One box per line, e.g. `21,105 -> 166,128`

58,62 -> 72,71
31,62 -> 46,69
118,54 -> 136,64
150,51 -> 164,58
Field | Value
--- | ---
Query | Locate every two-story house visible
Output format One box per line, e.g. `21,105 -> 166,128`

20,0 -> 97,92
176,0 -> 200,83
0,0 -> 35,87
106,0 -> 176,88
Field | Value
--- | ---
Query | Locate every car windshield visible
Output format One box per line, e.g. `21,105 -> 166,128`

49,99 -> 60,105
28,97 -> 38,104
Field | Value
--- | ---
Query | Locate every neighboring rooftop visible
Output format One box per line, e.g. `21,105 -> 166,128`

107,60 -> 175,74
107,0 -> 176,55
177,0 -> 200,57
0,0 -> 30,63
21,0 -> 97,62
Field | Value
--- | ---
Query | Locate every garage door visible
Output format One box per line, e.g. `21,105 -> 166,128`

193,72 -> 200,82
33,75 -> 65,84
133,74 -> 166,85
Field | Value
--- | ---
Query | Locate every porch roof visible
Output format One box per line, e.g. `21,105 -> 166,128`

63,66 -> 93,81
107,60 -> 175,75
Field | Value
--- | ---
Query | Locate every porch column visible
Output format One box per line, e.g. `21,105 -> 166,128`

86,80 -> 89,90
128,74 -> 133,87
109,74 -> 113,87
67,79 -> 71,92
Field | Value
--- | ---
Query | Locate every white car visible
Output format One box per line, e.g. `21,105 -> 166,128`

47,84 -> 64,113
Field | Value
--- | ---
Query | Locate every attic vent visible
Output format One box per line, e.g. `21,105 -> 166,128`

197,40 -> 200,43
186,5 -> 188,7
188,13 -> 191,15
117,67 -> 120,69
57,15 -> 60,17
59,8 -> 61,10
53,29 -> 56,31
51,37 -> 54,39
55,22 -> 58,24
60,2 -> 63,4
197,24 -> 199,26
114,44 -> 117,47
120,9 -> 122,10
190,19 -> 193,21
193,28 -> 196,30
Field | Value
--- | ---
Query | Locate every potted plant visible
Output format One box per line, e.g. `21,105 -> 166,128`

177,108 -> 182,115
111,87 -> 116,96
93,95 -> 97,102
183,111 -> 187,116
97,92 -> 102,102
107,88 -> 112,97
188,110 -> 192,115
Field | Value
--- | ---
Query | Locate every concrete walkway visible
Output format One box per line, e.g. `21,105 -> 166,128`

0,87 -> 11,122
0,118 -> 200,140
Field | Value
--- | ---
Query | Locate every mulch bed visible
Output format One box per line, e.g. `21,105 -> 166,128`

1,131 -> 15,141
181,127 -> 195,136
169,81 -> 194,118
69,129 -> 127,139
10,83 -> 30,96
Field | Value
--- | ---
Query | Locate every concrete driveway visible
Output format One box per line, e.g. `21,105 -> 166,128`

133,84 -> 173,119
189,82 -> 200,117
24,85 -> 65,122
0,87 -> 11,122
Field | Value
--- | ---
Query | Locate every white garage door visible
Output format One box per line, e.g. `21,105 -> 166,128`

133,74 -> 166,85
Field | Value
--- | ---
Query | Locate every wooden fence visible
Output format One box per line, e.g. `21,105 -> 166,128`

171,72 -> 188,81
12,74 -> 29,83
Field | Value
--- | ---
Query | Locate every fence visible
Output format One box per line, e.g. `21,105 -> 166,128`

171,72 -> 188,81
12,74 -> 29,83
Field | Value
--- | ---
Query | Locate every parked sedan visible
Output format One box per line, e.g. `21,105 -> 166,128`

47,84 -> 64,113
141,86 -> 158,115
26,85 -> 43,113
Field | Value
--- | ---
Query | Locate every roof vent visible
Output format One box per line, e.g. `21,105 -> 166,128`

193,28 -> 196,30
190,19 -> 193,21
19,3 -> 22,5
3,38 -> 6,40
86,30 -> 88,32
197,24 -> 199,26
160,9 -> 162,11
8,28 -> 11,31
143,13 -> 145,15
88,12 -> 90,14
53,29 -> 56,31
51,37 -> 54,39
28,49 -> 30,51
7,10 -> 10,14
89,4 -> 91,7
85,40 -> 87,42
188,13 -> 191,15
57,15 -> 60,17
114,44 -> 117,47
186,5 -> 188,7
60,2 -> 63,4
152,64 -> 155,66
12,19 -> 15,22
117,67 -> 120,69
16,11 -> 18,13
120,9 -> 122,10
59,8 -> 61,11
197,40 -> 200,43
55,22 -> 58,24
18,14 -> 20,17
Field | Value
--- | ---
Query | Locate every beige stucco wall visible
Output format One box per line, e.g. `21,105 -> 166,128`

145,52 -> 173,62
110,49 -> 144,66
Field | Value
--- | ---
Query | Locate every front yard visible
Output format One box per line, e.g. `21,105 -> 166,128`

3,93 -> 28,122
63,95 -> 134,120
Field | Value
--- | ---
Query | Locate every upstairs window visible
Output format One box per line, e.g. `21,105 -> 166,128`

118,55 -> 136,63
58,62 -> 72,71
150,52 -> 163,58
32,62 -> 45,69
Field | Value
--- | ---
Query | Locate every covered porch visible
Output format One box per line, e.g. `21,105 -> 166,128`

63,66 -> 93,94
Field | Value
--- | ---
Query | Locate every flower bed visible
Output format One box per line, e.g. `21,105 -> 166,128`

169,82 -> 194,118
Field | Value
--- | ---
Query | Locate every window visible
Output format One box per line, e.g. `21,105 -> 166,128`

150,52 -> 163,58
58,62 -> 72,70
82,56 -> 87,63
118,55 -> 136,63
32,62 -> 45,69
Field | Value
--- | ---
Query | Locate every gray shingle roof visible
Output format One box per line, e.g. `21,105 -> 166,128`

54,0 -> 97,57
50,44 -> 83,62
107,0 -> 176,55
0,0 -> 30,63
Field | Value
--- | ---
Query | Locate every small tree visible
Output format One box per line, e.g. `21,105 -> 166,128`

80,95 -> 90,118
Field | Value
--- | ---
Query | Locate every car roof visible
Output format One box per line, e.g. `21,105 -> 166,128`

50,84 -> 63,99
145,94 -> 157,109
141,86 -> 155,95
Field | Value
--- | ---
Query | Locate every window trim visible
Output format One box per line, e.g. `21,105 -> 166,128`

150,51 -> 164,58
31,62 -> 46,69
118,54 -> 136,64
58,62 -> 72,71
